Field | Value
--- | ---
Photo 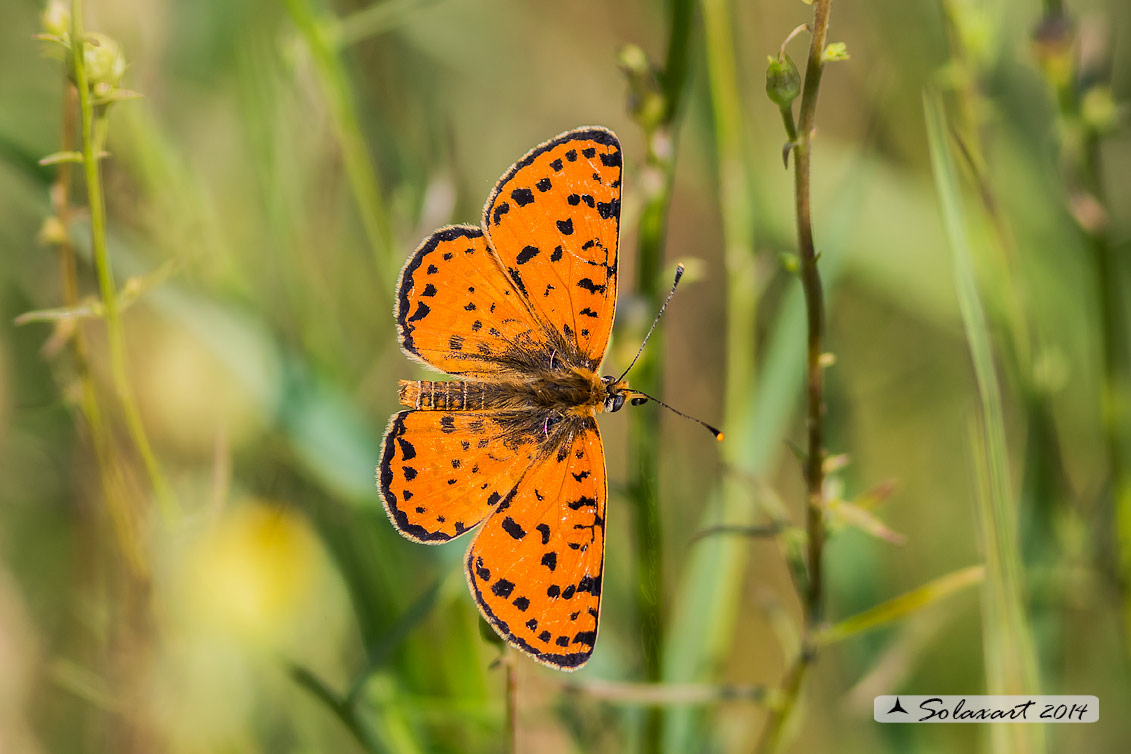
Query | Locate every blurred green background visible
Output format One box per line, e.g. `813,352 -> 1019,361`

1,0 -> 1129,752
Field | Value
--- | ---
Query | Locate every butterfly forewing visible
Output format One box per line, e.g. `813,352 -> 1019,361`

466,423 -> 606,669
395,226 -> 550,376
483,128 -> 621,368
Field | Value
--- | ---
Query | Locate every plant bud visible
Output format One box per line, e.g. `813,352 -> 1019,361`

41,0 -> 70,39
83,32 -> 127,90
766,54 -> 801,108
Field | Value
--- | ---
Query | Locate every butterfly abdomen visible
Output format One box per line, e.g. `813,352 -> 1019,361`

399,380 -> 495,411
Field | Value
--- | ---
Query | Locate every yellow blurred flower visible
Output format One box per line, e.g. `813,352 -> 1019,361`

179,502 -> 323,645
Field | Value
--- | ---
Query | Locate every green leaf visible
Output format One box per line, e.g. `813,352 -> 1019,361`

817,565 -> 985,645
38,150 -> 84,166
822,42 -> 849,62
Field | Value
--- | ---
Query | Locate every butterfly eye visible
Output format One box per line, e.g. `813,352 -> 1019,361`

605,393 -> 626,413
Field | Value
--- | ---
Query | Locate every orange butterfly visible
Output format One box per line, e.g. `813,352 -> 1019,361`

377,127 -> 630,670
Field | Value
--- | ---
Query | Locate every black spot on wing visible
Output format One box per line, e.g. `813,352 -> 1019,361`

536,177 -> 552,191
597,199 -> 620,220
475,558 -> 490,581
557,218 -> 574,235
396,437 -> 416,460
516,245 -> 540,264
536,523 -> 551,544
578,575 -> 601,595
491,579 -> 515,598
501,516 -> 526,540
568,495 -> 597,511
492,202 -> 510,225
511,187 -> 534,206
573,630 -> 597,645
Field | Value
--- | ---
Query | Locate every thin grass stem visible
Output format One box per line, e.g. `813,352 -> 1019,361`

71,0 -> 177,527
284,0 -> 396,280
626,2 -> 695,751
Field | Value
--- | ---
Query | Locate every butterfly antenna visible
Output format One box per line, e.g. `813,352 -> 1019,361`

628,389 -> 724,442
616,263 -> 685,383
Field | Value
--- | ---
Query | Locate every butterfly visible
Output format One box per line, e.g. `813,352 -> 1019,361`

377,127 -> 631,670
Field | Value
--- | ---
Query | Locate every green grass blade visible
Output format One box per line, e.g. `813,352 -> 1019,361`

817,565 -> 984,646
924,91 -> 1045,754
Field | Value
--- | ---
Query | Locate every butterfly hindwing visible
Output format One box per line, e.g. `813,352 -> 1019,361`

378,410 -> 539,543
483,128 -> 622,369
466,421 -> 606,669
395,225 -> 549,377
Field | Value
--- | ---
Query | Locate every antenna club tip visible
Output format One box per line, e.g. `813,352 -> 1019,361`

674,263 -> 685,279
716,432 -> 725,442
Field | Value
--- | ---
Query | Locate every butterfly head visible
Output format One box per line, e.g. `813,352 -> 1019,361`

600,375 -> 632,413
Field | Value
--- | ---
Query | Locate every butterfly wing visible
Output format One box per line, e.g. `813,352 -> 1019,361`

483,128 -> 622,369
395,225 -> 550,377
465,420 -> 606,670
378,410 -> 539,543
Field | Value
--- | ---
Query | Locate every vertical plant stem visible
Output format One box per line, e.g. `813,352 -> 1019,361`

71,0 -> 176,527
628,1 -> 694,751
701,0 -> 757,429
1033,1 -> 1131,648
794,0 -> 831,630
755,3 -> 833,751
48,79 -> 138,570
